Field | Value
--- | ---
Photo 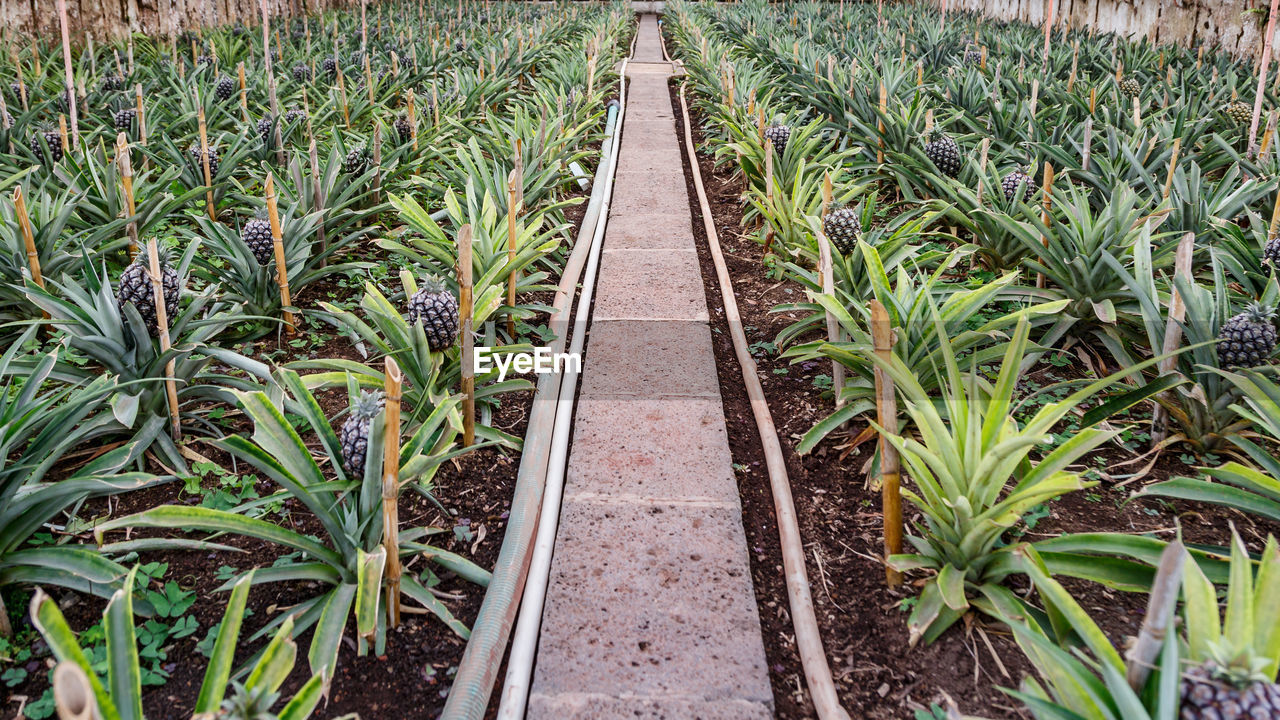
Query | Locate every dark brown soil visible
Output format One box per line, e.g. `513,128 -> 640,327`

667,79 -> 1280,720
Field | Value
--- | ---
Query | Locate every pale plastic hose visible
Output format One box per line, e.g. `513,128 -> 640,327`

439,97 -> 624,720
495,61 -> 628,719
678,84 -> 853,720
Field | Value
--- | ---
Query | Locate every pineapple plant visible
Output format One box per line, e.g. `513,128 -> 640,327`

189,144 -> 220,178
1001,169 -> 1036,203
1217,303 -> 1277,368
822,206 -> 860,254
215,75 -> 236,102
763,122 -> 791,155
113,108 -> 136,130
344,145 -> 371,175
116,244 -> 180,335
923,130 -> 961,177
1224,100 -> 1253,124
1119,77 -> 1140,98
30,128 -> 63,163
241,211 -> 275,266
1176,530 -> 1280,720
339,390 -> 385,476
407,277 -> 460,352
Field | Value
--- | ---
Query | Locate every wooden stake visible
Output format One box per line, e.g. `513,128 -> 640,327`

1082,117 -> 1093,173
817,233 -> 844,414
237,62 -> 249,124
260,0 -> 284,166
56,0 -> 78,149
1150,233 -> 1195,445
1037,163 -> 1054,289
196,100 -> 216,221
372,123 -> 382,203
763,139 -> 776,254
134,84 -> 148,148
51,661 -> 96,720
869,300 -> 902,588
877,83 -> 887,164
115,134 -> 139,257
264,174 -> 296,335
459,224 -> 475,447
58,115 -> 69,161
337,71 -> 351,127
1269,185 -> 1280,238
382,356 -> 403,628
308,133 -> 327,266
1042,0 -> 1055,73
506,165 -> 520,340
1250,0 -> 1280,158
975,138 -> 991,204
13,187 -> 44,294
1162,138 -> 1181,200
142,223 -> 181,440
407,89 -> 419,152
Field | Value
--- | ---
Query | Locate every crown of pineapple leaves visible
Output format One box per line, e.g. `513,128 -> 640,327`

350,389 -> 385,420
131,240 -> 175,268
417,275 -> 450,295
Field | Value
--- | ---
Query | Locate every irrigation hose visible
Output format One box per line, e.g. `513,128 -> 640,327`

438,71 -> 626,720
495,57 -> 629,720
678,84 -> 853,720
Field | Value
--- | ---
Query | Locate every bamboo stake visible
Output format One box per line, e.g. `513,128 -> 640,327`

372,123 -> 382,203
1042,0 -> 1055,73
261,0 -> 284,166
308,134 -> 327,266
1250,0 -> 1280,158
1037,163 -> 1054,289
1082,117 -> 1093,173
407,89 -> 419,152
1269,186 -> 1280,239
56,0 -> 78,149
869,300 -> 901,588
196,100 -> 216,221
51,661 -> 96,720
1150,233 -> 1195,445
116,134 -> 139,258
337,70 -> 351,127
265,174 -> 296,335
13,187 -> 44,295
1162,138 -> 1181,200
141,221 -> 181,440
134,84 -> 148,148
237,62 -> 249,124
763,139 -> 775,254
459,224 -> 475,447
877,83 -> 887,164
382,356 -> 403,629
506,166 -> 520,340
58,115 -> 69,161
817,233 -> 844,414
975,138 -> 991,204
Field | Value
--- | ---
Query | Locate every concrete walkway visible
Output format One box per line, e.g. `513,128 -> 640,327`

527,15 -> 775,720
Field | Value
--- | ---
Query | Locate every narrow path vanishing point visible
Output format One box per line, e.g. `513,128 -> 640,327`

526,14 -> 776,720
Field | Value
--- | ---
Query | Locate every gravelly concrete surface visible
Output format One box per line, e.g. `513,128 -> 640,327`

528,13 -> 774,720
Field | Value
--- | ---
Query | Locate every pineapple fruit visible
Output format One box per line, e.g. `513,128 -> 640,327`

340,390 -> 385,476
116,245 -> 180,335
1217,303 -> 1277,368
407,277 -> 460,352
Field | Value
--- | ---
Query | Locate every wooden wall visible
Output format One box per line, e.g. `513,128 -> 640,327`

938,0 -> 1266,59
0,0 -> 358,44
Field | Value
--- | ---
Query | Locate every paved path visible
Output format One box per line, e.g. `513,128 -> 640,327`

527,14 -> 775,720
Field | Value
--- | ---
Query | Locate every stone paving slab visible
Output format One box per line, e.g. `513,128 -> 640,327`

603,213 -> 694,250
528,695 -> 773,720
564,397 -> 738,501
532,500 -> 771,702
593,250 -> 708,322
532,14 -> 773,718
578,320 -> 720,398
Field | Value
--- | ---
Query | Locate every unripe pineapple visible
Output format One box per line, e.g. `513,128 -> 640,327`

1001,169 -> 1035,203
116,244 -> 180,335
1224,101 -> 1253,124
923,131 -> 961,178
100,75 -> 125,92
339,390 -> 385,476
1264,235 -> 1280,276
322,57 -> 338,78
215,75 -> 236,102
113,108 -> 137,131
344,145 -> 370,176
1217,303 -> 1277,368
189,144 -> 220,179
395,114 -> 412,143
241,212 -> 275,266
962,45 -> 981,67
822,207 -> 860,255
196,54 -> 214,67
284,108 -> 307,125
292,64 -> 311,83
407,277 -> 460,352
30,129 -> 62,163
763,123 -> 791,155
256,116 -> 274,145
1119,77 -> 1140,99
